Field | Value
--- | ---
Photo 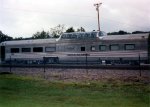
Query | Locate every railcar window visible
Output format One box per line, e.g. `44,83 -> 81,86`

61,34 -> 66,39
98,31 -> 107,36
77,33 -> 82,39
91,32 -> 97,38
80,33 -> 84,39
67,34 -> 72,39
11,48 -> 19,53
81,47 -> 85,51
71,34 -> 76,39
99,45 -> 106,51
110,44 -> 119,51
45,47 -> 56,52
22,48 -> 31,52
85,33 -> 90,38
125,44 -> 135,50
91,46 -> 96,51
98,32 -> 103,36
73,33 -> 78,39
33,47 -> 43,52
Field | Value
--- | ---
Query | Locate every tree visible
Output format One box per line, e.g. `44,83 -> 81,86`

13,37 -> 32,40
14,37 -> 23,40
107,30 -> 130,35
32,30 -> 50,39
66,27 -> 75,33
132,31 -> 150,34
77,27 -> 85,32
50,24 -> 65,38
0,31 -> 13,43
118,30 -> 129,35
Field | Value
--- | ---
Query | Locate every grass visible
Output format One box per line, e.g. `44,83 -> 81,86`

0,74 -> 149,107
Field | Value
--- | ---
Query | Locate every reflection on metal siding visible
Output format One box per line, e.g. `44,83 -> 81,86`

125,44 -> 135,50
45,47 -> 56,52
110,44 -> 119,51
99,45 -> 106,51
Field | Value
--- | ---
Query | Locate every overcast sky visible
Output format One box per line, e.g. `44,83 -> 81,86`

0,0 -> 150,38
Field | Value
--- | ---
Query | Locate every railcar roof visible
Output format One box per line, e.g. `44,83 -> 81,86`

102,33 -> 149,40
0,33 -> 149,46
0,38 -> 56,46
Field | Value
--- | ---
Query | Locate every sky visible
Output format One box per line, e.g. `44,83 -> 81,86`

0,0 -> 150,38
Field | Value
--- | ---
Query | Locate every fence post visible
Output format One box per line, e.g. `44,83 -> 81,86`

85,53 -> 88,74
43,57 -> 46,79
139,54 -> 141,77
9,56 -> 12,73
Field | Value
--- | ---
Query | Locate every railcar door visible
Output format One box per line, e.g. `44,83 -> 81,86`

0,46 -> 5,61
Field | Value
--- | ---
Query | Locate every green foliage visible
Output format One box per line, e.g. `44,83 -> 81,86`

66,27 -> 75,33
108,30 -> 130,35
50,24 -> 65,38
13,37 -> 24,40
0,31 -> 13,43
0,74 -> 149,107
132,31 -> 150,34
77,27 -> 85,32
32,30 -> 50,39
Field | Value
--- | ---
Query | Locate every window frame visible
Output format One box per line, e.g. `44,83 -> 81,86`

91,46 -> 96,51
81,47 -> 85,51
124,44 -> 135,50
33,47 -> 43,52
11,48 -> 19,53
99,45 -> 106,51
45,47 -> 56,52
110,44 -> 120,51
21,48 -> 31,53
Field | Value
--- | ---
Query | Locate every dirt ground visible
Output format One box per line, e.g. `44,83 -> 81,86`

0,67 -> 150,83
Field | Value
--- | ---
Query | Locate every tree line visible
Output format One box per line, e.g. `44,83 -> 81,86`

0,25 -> 85,42
0,24 -> 150,43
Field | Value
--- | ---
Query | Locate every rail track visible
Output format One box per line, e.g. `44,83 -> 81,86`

0,64 -> 149,70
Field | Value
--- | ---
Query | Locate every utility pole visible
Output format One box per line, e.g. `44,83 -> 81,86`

94,2 -> 102,32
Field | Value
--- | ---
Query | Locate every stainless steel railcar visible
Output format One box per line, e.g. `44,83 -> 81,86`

0,31 -> 150,65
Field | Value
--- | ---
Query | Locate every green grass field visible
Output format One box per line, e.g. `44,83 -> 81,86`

0,74 -> 149,107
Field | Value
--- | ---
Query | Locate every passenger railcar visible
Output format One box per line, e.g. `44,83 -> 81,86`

0,31 -> 150,65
